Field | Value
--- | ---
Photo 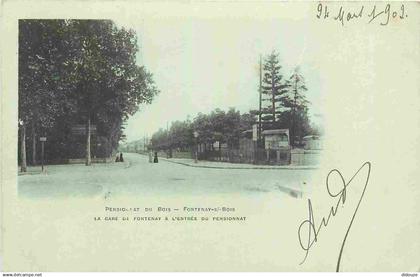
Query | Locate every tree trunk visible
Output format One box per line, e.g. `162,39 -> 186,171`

219,142 -> 222,161
86,116 -> 91,166
20,124 -> 27,172
272,96 -> 276,123
272,76 -> 276,123
31,121 -> 37,165
291,79 -> 298,147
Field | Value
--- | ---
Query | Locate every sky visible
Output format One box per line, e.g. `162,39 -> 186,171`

115,15 -> 323,142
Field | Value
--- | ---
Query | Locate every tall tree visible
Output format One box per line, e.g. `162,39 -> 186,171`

223,108 -> 242,148
168,120 -> 193,151
260,51 -> 289,130
240,112 -> 255,132
192,113 -> 213,149
19,20 -> 74,171
282,67 -> 310,145
18,20 -> 159,167
151,128 -> 169,150
64,20 -> 158,165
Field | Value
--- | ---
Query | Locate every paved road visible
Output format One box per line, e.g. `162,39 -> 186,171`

18,153 -> 313,199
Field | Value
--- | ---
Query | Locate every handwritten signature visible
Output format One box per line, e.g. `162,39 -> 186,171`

297,161 -> 372,272
316,3 -> 408,26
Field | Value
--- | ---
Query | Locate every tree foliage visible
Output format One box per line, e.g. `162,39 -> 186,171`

18,19 -> 159,168
150,108 -> 254,151
260,51 -> 289,127
282,67 -> 311,144
258,52 -> 312,146
139,51 -> 317,154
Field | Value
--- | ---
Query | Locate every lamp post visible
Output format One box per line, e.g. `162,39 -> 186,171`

39,136 -> 47,172
193,131 -> 199,163
18,120 -> 27,172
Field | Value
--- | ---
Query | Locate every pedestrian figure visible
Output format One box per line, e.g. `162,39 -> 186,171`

115,153 -> 120,162
120,153 -> 124,162
148,151 -> 153,163
153,152 -> 158,163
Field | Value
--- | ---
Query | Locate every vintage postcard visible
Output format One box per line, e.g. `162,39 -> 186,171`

0,0 -> 419,273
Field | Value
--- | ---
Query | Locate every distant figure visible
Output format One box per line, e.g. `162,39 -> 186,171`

115,153 -> 120,162
148,151 -> 153,163
153,152 -> 158,163
120,153 -> 124,162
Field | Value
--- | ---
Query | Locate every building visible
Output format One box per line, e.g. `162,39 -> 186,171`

302,135 -> 323,150
261,129 -> 290,150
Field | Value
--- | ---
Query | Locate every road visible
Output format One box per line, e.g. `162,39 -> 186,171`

18,153 -> 313,199
14,153 -> 318,271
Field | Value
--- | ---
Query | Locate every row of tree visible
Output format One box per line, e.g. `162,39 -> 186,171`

19,19 -> 159,171
150,51 -> 317,153
151,109 -> 255,152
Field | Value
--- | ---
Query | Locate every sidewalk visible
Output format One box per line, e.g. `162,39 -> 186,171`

159,157 -> 318,170
17,160 -> 129,176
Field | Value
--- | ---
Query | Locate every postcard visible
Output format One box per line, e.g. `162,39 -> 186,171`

0,0 -> 419,273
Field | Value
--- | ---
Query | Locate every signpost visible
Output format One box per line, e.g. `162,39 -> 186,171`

252,124 -> 258,142
71,124 -> 97,136
39,136 -> 47,172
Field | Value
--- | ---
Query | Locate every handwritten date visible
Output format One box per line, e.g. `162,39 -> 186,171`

316,3 -> 407,26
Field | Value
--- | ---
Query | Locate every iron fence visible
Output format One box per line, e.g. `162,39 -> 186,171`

198,147 -> 291,165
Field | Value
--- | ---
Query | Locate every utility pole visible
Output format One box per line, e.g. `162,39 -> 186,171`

166,122 -> 172,158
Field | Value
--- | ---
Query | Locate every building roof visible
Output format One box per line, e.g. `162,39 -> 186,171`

262,129 -> 289,135
303,135 -> 322,140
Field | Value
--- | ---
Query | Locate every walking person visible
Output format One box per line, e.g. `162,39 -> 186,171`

148,151 -> 153,163
119,152 -> 124,162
